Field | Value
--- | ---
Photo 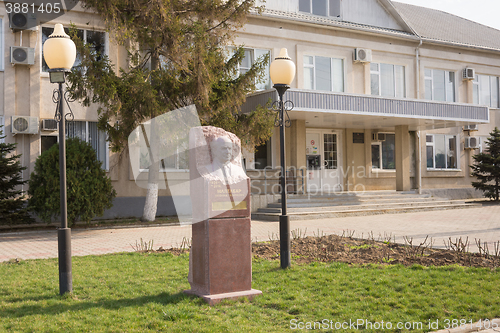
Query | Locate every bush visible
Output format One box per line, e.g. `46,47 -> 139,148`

0,126 -> 34,225
28,137 -> 116,226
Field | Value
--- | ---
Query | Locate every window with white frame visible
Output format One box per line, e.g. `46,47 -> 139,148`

371,133 -> 395,170
426,134 -> 458,169
477,136 -> 491,153
160,138 -> 189,171
473,74 -> 499,108
299,0 -> 341,17
227,47 -> 270,90
239,48 -> 271,90
140,145 -> 189,171
41,26 -> 107,72
66,121 -> 108,170
138,123 -> 189,171
370,63 -> 405,98
424,69 -> 456,102
303,55 -> 344,92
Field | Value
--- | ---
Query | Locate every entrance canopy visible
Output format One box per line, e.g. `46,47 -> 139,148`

241,89 -> 489,131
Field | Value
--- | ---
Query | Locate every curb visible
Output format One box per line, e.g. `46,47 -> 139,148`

430,319 -> 500,333
0,221 -> 185,236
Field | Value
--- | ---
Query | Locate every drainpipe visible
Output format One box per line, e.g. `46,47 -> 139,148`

416,39 -> 423,194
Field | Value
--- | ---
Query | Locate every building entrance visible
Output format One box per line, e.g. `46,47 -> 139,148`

305,129 -> 343,193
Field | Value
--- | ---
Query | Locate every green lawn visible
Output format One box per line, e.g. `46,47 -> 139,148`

1,252 -> 499,332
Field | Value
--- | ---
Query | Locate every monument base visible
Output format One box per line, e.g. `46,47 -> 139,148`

189,218 -> 252,295
184,288 -> 262,306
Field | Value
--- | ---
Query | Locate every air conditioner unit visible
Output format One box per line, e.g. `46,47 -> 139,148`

10,47 -> 35,65
465,137 -> 479,149
354,48 -> 372,63
463,67 -> 475,80
372,132 -> 386,142
42,119 -> 58,131
11,116 -> 39,135
8,12 -> 37,31
463,124 -> 478,131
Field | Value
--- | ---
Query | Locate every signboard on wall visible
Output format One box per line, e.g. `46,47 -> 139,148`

353,133 -> 364,144
306,133 -> 320,155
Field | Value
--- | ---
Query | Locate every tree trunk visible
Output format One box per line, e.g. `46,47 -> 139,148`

142,169 -> 159,221
496,179 -> 499,201
142,52 -> 161,222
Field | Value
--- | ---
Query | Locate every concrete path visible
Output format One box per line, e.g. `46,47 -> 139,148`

1,204 -> 500,262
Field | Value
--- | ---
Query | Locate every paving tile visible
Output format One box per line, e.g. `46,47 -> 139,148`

1,206 -> 499,262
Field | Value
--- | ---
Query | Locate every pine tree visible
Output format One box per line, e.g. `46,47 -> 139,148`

470,127 -> 500,201
67,0 -> 273,221
67,0 -> 272,152
0,126 -> 34,225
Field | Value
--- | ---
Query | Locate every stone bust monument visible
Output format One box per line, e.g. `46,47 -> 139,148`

206,136 -> 248,184
190,126 -> 248,185
186,126 -> 260,305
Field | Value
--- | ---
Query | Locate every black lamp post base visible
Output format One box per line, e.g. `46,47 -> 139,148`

58,228 -> 72,295
279,215 -> 291,269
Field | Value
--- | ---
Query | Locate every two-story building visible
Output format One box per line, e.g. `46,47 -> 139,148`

241,0 -> 497,201
1,0 -> 498,219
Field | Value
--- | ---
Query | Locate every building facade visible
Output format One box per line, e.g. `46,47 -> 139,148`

1,0 -> 499,219
240,0 -> 498,200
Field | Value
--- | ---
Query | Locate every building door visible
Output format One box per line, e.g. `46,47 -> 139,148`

306,129 -> 342,193
306,132 -> 321,192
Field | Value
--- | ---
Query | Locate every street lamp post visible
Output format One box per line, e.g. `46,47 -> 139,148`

269,48 -> 296,269
43,24 -> 77,295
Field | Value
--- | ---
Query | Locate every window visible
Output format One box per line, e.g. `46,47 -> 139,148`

254,139 -> 272,169
323,133 -> 337,169
138,123 -> 188,171
426,134 -> 458,169
424,69 -> 455,102
228,47 -> 270,90
371,133 -> 395,170
66,121 -> 108,170
370,63 -> 405,98
159,139 -> 189,171
41,26 -> 106,72
239,48 -> 271,90
299,0 -> 341,17
41,136 -> 57,154
304,55 -> 344,92
473,74 -> 499,108
478,136 -> 490,154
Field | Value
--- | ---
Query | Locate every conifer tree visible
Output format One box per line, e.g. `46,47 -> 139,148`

0,126 -> 34,225
28,138 -> 116,226
471,127 -> 500,201
67,0 -> 273,221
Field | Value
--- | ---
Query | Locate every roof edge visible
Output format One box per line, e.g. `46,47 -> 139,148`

378,0 -> 420,37
248,8 -> 420,42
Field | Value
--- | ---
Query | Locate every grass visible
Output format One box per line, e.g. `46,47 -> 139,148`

1,253 -> 500,332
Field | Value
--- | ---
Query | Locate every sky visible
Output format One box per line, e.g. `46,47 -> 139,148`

393,0 -> 500,31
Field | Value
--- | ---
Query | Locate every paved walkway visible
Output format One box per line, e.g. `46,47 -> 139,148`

1,205 -> 500,262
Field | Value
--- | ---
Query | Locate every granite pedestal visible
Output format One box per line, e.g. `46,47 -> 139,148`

184,127 -> 262,305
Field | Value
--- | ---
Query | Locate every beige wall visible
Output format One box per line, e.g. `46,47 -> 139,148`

4,3 -> 500,198
237,13 -> 500,193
